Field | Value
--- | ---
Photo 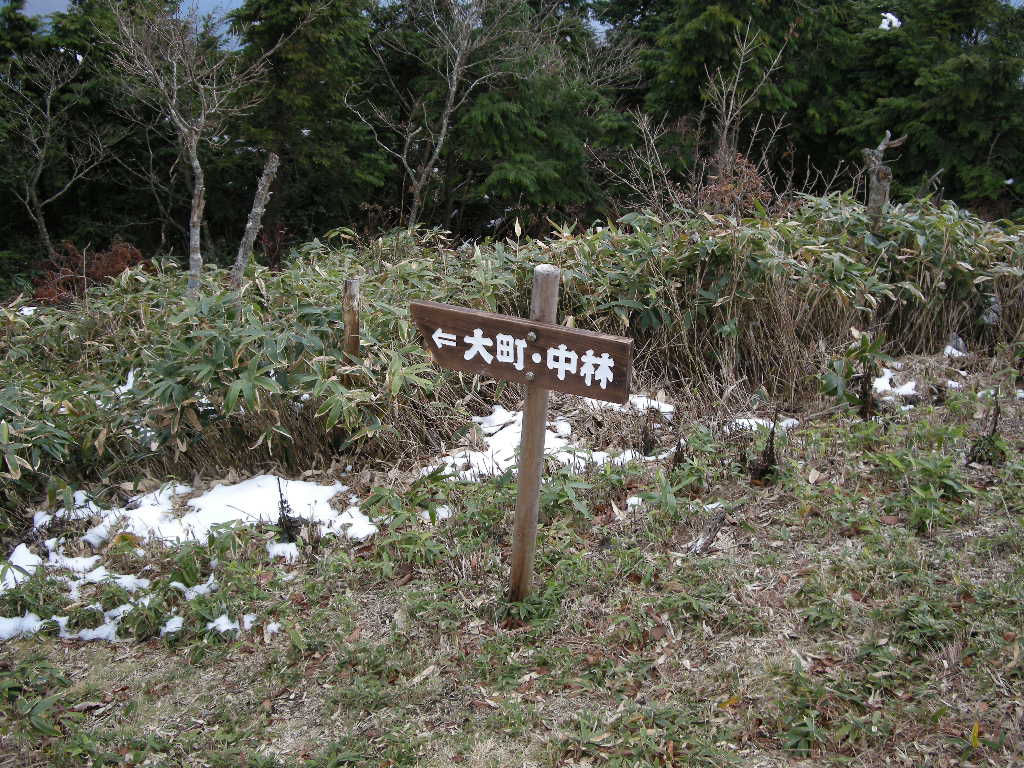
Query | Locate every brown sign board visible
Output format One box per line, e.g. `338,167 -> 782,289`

409,300 -> 633,404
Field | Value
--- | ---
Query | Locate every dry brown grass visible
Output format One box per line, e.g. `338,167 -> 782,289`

2,355 -> 1023,766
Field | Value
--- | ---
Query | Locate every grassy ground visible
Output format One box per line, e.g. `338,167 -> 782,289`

1,355 -> 1023,767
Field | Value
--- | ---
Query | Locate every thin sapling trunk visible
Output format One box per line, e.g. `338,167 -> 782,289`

186,139 -> 206,298
230,151 -> 280,290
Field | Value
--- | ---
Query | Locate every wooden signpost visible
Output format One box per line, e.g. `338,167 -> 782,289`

410,264 -> 633,601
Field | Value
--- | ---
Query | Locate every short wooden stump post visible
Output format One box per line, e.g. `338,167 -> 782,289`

343,278 -> 361,360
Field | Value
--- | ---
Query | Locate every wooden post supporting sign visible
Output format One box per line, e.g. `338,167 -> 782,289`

509,265 -> 560,602
410,264 -> 633,602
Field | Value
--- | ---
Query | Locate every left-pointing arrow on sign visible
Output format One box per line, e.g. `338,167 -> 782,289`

432,328 -> 457,349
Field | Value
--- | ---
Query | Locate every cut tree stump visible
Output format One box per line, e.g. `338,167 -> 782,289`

862,131 -> 907,233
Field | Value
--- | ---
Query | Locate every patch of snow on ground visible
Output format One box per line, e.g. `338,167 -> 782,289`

552,420 -> 572,437
0,613 -> 44,641
170,574 -> 217,600
725,417 -> 800,434
71,476 -> 359,548
321,505 -> 377,540
583,394 -> 674,418
2,544 -> 43,593
873,368 -> 917,397
430,406 -> 573,480
242,614 -> 257,631
44,540 -> 100,574
267,541 -> 299,564
873,368 -> 895,393
9,474 -> 378,644
434,403 -> 677,480
46,491 -> 103,528
17,306 -> 36,316
82,566 -> 110,583
47,566 -> 151,601
892,380 -> 917,397
185,475 -> 345,540
76,622 -> 119,642
610,449 -> 655,465
161,616 -> 183,636
113,575 -> 150,592
206,614 -> 240,633
943,345 -> 967,358
420,505 -> 453,524
947,380 -> 963,390
103,603 -> 135,622
80,484 -> 189,547
473,405 -> 519,434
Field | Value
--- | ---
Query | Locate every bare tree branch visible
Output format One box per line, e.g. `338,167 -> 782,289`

348,0 -> 559,229
587,109 -> 691,218
1,51 -> 126,255
101,0 -> 319,296
704,23 -> 787,181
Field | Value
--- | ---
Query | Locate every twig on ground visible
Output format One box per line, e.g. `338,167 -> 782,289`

687,507 -> 727,556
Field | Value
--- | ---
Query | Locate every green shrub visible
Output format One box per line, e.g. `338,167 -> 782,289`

1,196 -> 1021,537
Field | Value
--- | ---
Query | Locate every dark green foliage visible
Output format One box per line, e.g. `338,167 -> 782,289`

0,0 -> 1021,292
0,655 -> 82,740
227,0 -> 389,239
843,0 -> 1024,202
452,72 -> 605,233
0,0 -> 38,61
626,0 -> 1024,202
648,0 -> 800,118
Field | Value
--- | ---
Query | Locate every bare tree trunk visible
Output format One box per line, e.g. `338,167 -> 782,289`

22,113 -> 57,258
2,51 -> 120,260
185,139 -> 206,298
230,151 -> 280,290
404,54 -> 464,230
26,189 -> 55,257
704,26 -> 785,189
406,186 -> 423,231
102,3 -> 315,298
710,129 -> 735,182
